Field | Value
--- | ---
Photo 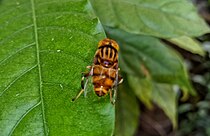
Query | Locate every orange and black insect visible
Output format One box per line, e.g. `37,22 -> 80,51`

72,38 -> 123,104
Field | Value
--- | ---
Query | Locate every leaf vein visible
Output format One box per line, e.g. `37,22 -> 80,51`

0,42 -> 35,66
0,12 -> 32,29
8,101 -> 41,136
31,0 -> 48,135
36,0 -> 84,6
0,64 -> 38,97
0,1 -> 31,18
109,0 -> 129,29
0,24 -> 34,45
121,43 -> 172,73
36,11 -> 87,17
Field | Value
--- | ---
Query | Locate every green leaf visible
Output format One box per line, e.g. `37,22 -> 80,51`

0,0 -> 114,136
106,27 -> 195,95
152,83 -> 178,128
90,0 -> 210,38
115,78 -> 139,136
118,49 -> 144,77
106,27 -> 192,128
128,76 -> 178,128
169,36 -> 205,56
128,76 -> 153,108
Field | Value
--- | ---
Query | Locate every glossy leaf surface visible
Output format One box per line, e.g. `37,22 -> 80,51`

91,0 -> 210,38
0,0 -> 114,135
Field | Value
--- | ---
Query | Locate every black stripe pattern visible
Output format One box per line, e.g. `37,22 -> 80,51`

99,45 -> 117,61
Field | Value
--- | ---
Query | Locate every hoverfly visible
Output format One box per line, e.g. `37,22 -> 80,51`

72,38 -> 123,104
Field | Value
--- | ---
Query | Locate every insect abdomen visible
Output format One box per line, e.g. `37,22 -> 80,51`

92,75 -> 114,96
92,65 -> 116,97
94,86 -> 108,97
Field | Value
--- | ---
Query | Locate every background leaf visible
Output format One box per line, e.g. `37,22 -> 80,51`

0,0 -> 114,135
90,0 -> 210,38
128,76 -> 153,109
106,27 -> 194,94
169,36 -> 205,56
115,78 -> 139,136
152,83 -> 178,128
106,27 -> 194,127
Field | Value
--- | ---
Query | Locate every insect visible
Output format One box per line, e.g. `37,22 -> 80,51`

72,38 -> 123,104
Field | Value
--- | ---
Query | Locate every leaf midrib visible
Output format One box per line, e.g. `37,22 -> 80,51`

31,0 -> 47,135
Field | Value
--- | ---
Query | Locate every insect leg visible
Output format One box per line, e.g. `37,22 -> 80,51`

110,72 -> 119,105
72,68 -> 93,102
111,87 -> 117,105
110,70 -> 123,104
81,73 -> 89,89
117,66 -> 123,85
72,75 -> 87,102
111,75 -> 123,103
71,89 -> 84,102
118,75 -> 123,85
109,89 -> 115,105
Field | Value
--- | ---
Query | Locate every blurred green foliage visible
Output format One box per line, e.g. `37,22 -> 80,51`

0,0 -> 113,135
177,40 -> 210,136
90,0 -> 210,135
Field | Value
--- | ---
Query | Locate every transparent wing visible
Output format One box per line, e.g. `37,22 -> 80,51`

84,67 -> 94,97
112,70 -> 119,102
